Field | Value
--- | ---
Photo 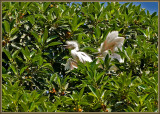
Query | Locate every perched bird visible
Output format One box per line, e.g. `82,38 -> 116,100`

64,41 -> 92,70
97,31 -> 125,70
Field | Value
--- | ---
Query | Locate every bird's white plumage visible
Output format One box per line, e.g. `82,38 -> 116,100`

66,41 -> 79,51
71,51 -> 92,63
98,50 -> 124,63
97,31 -> 125,71
65,41 -> 92,70
99,31 -> 125,54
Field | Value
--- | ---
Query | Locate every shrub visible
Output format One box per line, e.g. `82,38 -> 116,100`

2,2 -> 158,112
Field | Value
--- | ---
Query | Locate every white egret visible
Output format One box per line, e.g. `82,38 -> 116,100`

97,31 -> 125,70
64,41 -> 92,70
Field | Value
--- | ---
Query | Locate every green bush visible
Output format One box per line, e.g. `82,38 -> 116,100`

2,2 -> 158,112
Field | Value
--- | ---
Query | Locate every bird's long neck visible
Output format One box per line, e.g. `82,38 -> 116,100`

71,48 -> 79,61
73,47 -> 79,51
71,48 -> 78,55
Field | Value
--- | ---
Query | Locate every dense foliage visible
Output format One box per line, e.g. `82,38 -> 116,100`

2,2 -> 158,112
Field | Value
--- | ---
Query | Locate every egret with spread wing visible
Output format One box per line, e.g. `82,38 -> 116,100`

97,31 -> 125,70
64,41 -> 92,70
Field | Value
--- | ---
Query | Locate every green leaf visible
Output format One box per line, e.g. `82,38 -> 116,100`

37,96 -> 47,103
20,66 -> 28,75
15,91 -> 22,104
35,14 -> 46,19
38,56 -> 43,66
31,31 -> 41,43
42,63 -> 54,72
42,28 -> 48,44
2,66 -> 6,74
81,47 -> 98,53
151,12 -> 157,18
10,64 -> 17,75
74,22 -> 84,31
79,87 -> 85,99
43,2 -> 50,13
25,47 -> 30,59
100,89 -> 106,99
77,33 -> 82,43
96,72 -> 105,82
129,92 -> 139,104
89,14 -> 95,22
3,48 -> 11,60
79,101 -> 90,106
3,20 -> 10,33
12,50 -> 20,59
11,28 -> 19,37
56,75 -> 61,88
38,105 -> 45,112
71,92 -> 79,101
146,100 -> 152,112
104,54 -> 111,69
126,71 -> 132,86
29,102 -> 35,112
73,15 -> 77,26
32,54 -> 41,62
30,51 -> 35,58
46,42 -> 62,48
20,102 -> 28,112
28,15 -> 35,25
127,106 -> 135,112
94,2 -> 101,11
21,48 -> 28,61
124,50 -> 130,61
64,83 -> 69,90
71,15 -> 78,31
88,85 -> 100,98
95,26 -> 101,38
30,90 -> 38,102
46,35 -> 58,43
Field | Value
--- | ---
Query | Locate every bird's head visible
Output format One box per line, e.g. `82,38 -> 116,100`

65,41 -> 79,50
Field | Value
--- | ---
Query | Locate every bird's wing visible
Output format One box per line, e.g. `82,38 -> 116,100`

114,37 -> 125,44
113,37 -> 125,51
71,51 -> 85,63
107,31 -> 118,43
99,31 -> 119,53
74,52 -> 83,62
100,39 -> 114,53
102,36 -> 124,53
77,52 -> 92,62
81,52 -> 93,62
65,58 -> 78,70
